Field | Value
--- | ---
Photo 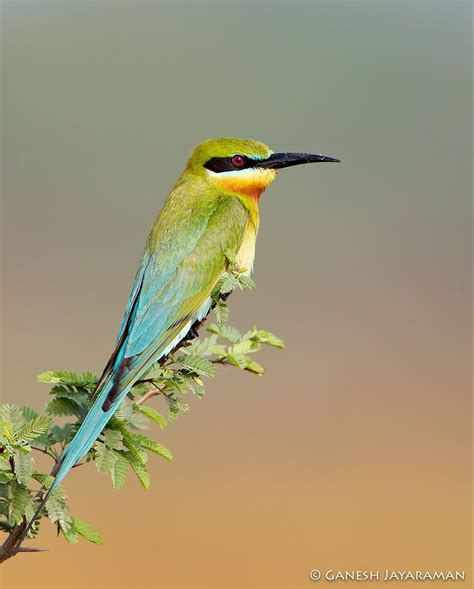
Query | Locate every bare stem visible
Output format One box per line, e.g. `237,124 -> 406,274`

210,359 -> 231,366
135,387 -> 163,406
31,446 -> 57,461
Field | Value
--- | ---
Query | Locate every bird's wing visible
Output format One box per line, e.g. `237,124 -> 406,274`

20,192 -> 250,539
99,193 -> 249,408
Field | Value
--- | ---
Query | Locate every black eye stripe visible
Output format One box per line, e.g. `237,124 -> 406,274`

204,156 -> 257,173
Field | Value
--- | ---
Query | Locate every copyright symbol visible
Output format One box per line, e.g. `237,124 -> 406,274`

309,569 -> 321,581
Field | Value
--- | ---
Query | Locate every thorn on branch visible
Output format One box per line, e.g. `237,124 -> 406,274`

15,546 -> 48,553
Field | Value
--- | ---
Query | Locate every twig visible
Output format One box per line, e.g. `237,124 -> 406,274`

135,387 -> 163,406
210,359 -> 231,366
14,546 -> 47,553
31,446 -> 57,461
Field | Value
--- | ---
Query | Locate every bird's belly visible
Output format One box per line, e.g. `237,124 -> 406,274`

235,224 -> 256,276
159,224 -> 256,360
158,297 -> 212,359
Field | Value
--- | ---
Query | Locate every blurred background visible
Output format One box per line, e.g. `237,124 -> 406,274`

0,1 -> 471,588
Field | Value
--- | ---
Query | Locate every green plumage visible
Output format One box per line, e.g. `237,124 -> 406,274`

117,188 -> 249,382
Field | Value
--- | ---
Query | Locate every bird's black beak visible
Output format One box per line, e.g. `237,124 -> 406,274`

257,152 -> 340,169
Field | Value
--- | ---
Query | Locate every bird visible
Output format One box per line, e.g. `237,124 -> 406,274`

23,137 -> 339,537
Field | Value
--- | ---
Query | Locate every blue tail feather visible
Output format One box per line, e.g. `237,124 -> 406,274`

21,376 -> 130,541
20,299 -> 209,543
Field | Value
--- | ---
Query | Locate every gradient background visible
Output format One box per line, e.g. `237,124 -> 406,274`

0,1 -> 471,588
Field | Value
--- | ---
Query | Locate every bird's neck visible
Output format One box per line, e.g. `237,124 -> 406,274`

208,168 -> 276,231
231,191 -> 260,233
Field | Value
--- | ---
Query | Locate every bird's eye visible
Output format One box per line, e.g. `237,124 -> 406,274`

231,154 -> 245,168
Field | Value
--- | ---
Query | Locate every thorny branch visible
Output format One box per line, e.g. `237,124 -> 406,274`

0,274 -> 283,564
0,311 -> 213,564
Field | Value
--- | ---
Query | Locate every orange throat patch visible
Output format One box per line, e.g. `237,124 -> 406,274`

212,168 -> 277,200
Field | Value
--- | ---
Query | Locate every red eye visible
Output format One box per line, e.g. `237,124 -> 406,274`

231,154 -> 245,168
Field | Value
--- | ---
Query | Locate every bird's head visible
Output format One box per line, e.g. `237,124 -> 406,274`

185,137 -> 340,200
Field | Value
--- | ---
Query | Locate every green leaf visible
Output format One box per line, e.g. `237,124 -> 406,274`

219,273 -> 239,294
71,517 -> 104,544
225,352 -> 249,370
187,378 -> 205,397
242,358 -> 265,375
8,483 -> 34,526
49,387 -> 90,407
133,405 -> 167,429
13,450 -> 32,486
0,520 -> 14,532
140,366 -> 165,384
214,301 -> 229,326
206,324 -> 241,343
94,442 -> 117,475
113,403 -> 134,422
114,422 -> 148,464
37,371 -> 97,387
62,525 -> 79,544
141,364 -> 165,381
236,274 -> 256,291
31,471 -> 55,487
179,354 -> 216,377
231,340 -> 260,355
192,334 -> 226,357
15,415 -> 51,443
50,423 -> 74,444
0,404 -> 23,426
249,329 -> 285,349
45,489 -> 72,532
111,452 -> 129,490
225,353 -> 264,374
0,471 -> 14,484
1,419 -> 15,443
131,434 -> 173,461
46,398 -> 83,417
165,395 -> 187,422
124,411 -> 150,431
101,429 -> 124,450
124,452 -> 151,489
20,407 -> 39,422
168,377 -> 190,394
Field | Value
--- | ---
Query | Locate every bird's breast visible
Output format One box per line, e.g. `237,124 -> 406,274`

235,221 -> 257,276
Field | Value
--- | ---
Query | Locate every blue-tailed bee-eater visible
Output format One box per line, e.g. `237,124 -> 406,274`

24,137 -> 339,536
